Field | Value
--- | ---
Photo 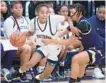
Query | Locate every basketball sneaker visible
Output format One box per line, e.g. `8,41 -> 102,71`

92,67 -> 105,79
2,68 -> 21,82
19,72 -> 29,82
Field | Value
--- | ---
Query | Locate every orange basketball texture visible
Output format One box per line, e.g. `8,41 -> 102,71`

9,32 -> 26,47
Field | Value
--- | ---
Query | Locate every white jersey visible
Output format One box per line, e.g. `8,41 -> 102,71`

30,15 -> 65,46
30,15 -> 65,61
4,16 -> 30,38
57,21 -> 72,39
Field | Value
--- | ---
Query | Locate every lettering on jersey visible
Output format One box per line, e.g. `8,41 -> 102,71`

36,35 -> 52,39
19,26 -> 29,29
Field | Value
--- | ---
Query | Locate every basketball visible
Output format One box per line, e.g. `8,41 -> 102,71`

9,31 -> 26,47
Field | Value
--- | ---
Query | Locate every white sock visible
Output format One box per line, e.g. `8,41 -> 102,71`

35,74 -> 40,80
60,61 -> 64,66
19,68 -> 23,73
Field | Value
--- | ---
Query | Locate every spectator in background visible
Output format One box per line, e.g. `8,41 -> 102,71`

0,1 -> 10,38
3,1 -> 35,82
57,5 -> 71,35
57,5 -> 71,76
0,1 -> 17,72
88,5 -> 105,79
27,1 -> 45,19
1,1 -> 11,20
46,1 -> 55,15
24,1 -> 55,19
48,6 -> 55,15
46,1 -> 54,8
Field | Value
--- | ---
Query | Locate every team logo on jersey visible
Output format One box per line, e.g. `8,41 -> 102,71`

20,26 -> 28,29
37,35 -> 52,39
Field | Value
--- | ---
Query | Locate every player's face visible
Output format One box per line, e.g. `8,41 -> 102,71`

70,8 -> 78,21
11,3 -> 23,17
97,8 -> 105,21
38,7 -> 49,23
0,1 -> 7,14
59,6 -> 68,17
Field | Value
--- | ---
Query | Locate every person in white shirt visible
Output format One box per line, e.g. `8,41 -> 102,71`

3,1 -> 35,81
0,1 -> 17,72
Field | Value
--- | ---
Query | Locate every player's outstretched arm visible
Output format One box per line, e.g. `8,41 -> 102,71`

42,34 -> 77,46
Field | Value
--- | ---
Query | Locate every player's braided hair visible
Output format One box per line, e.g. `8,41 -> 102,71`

70,3 -> 86,17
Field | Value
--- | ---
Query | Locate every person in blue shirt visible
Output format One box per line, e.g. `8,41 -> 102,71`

88,5 -> 105,78
89,5 -> 105,38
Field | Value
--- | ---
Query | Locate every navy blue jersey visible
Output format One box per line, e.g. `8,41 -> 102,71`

67,17 -> 103,50
77,17 -> 103,50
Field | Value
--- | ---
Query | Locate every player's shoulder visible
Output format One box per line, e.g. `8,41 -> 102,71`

4,16 -> 14,24
79,20 -> 91,27
5,16 -> 14,21
77,20 -> 91,34
23,16 -> 30,22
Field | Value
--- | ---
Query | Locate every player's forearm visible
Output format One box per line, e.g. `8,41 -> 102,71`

52,38 -> 74,46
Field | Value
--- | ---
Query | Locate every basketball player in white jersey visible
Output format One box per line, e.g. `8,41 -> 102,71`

3,1 -> 35,81
37,4 -> 55,75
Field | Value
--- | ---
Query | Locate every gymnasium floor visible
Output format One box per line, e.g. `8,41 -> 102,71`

1,67 -> 106,83
41,76 -> 105,83
1,77 -> 105,83
41,80 -> 105,83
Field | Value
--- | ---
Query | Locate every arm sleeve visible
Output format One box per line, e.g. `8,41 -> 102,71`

3,17 -> 14,38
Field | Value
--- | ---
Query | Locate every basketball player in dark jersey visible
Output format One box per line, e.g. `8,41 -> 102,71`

42,3 -> 103,83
